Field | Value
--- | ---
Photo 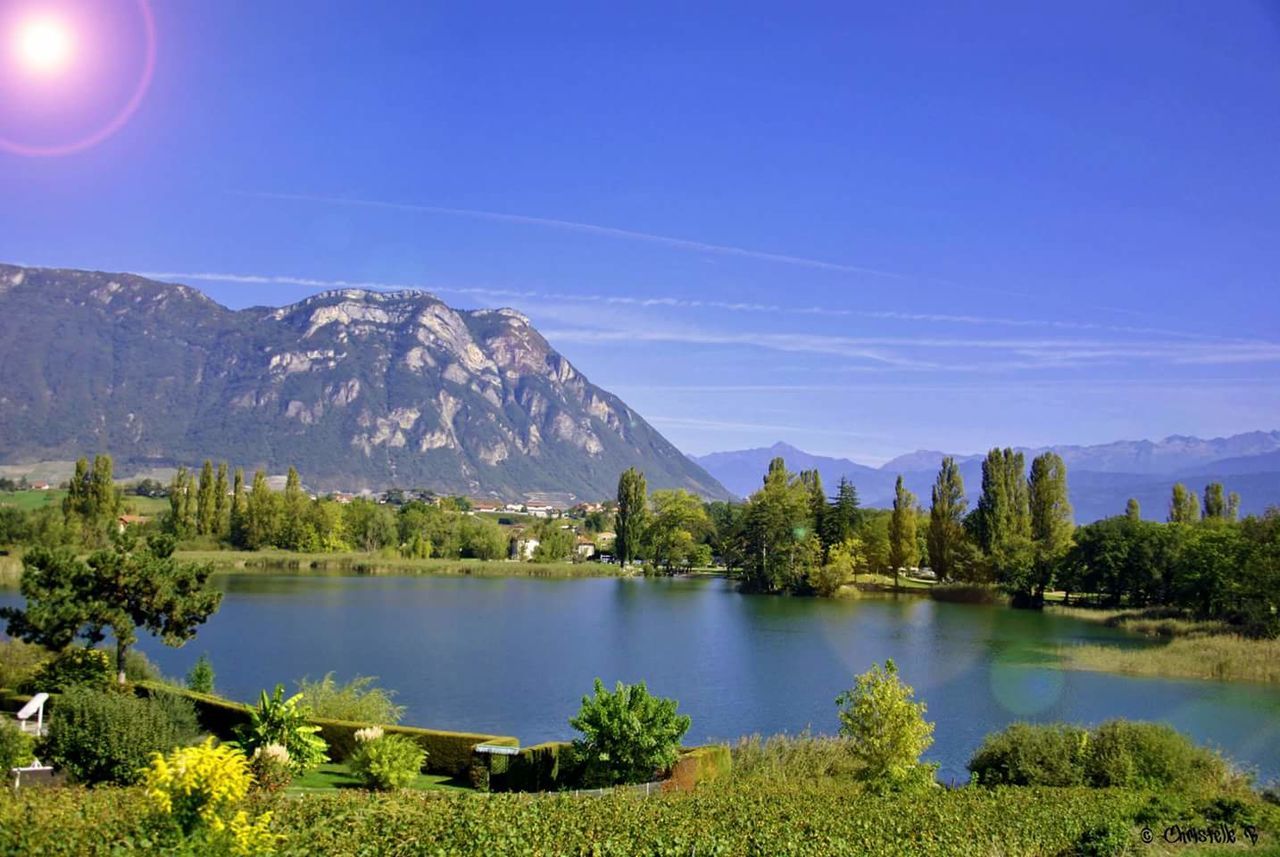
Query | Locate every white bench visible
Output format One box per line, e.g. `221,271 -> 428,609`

15,692 -> 48,737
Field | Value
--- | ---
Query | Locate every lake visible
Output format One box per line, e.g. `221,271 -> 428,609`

4,573 -> 1279,782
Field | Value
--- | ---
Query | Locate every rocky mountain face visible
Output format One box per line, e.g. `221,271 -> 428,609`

0,264 -> 729,500
696,434 -> 1280,522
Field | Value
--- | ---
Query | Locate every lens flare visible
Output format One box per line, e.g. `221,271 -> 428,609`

14,15 -> 74,76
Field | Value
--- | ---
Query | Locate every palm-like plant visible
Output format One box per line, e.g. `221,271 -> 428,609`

237,684 -> 328,774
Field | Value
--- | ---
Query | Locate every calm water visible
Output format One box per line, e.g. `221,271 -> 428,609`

4,574 -> 1279,782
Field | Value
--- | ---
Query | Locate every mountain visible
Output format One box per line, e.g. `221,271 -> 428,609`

695,433 -> 1280,522
0,264 -> 729,501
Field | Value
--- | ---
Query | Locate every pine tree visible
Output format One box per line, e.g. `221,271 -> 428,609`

196,460 -> 216,535
824,477 -> 861,547
927,457 -> 967,582
889,476 -> 918,587
1125,498 -> 1141,521
615,468 -> 648,565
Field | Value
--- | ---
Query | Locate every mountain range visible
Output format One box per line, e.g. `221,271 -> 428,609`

693,434 -> 1280,523
0,264 -> 728,501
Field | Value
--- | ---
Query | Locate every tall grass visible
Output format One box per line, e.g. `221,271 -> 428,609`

728,731 -> 863,782
1048,605 -> 1232,639
1059,636 -> 1280,684
297,673 -> 406,724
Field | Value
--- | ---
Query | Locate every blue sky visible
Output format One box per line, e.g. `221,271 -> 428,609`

3,1 -> 1278,463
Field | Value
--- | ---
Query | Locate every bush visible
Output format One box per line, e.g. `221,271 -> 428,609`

0,717 -> 35,770
41,687 -> 200,784
296,672 -> 404,724
0,638 -> 49,691
967,723 -> 1090,787
348,729 -> 426,790
186,655 -> 215,695
1084,719 -> 1228,791
23,646 -> 111,693
570,678 -> 692,786
236,685 -> 328,775
248,743 -> 292,794
142,738 -> 281,854
836,659 -> 936,788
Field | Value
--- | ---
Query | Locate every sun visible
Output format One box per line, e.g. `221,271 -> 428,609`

13,14 -> 75,76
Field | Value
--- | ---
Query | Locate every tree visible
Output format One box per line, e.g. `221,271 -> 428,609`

1227,492 -> 1241,523
644,489 -> 711,572
836,659 -> 934,787
279,467 -> 311,550
615,468 -> 648,565
186,654 -> 215,694
823,476 -> 862,548
62,457 -> 91,523
888,476 -> 918,587
927,457 -> 968,582
229,468 -> 247,546
973,448 -> 1029,555
569,679 -> 691,786
1125,498 -> 1141,521
1168,483 -> 1201,524
737,458 -> 814,593
810,536 -> 868,596
196,460 -> 216,536
1203,483 -> 1227,521
0,533 -> 221,684
1026,452 -> 1074,602
213,463 -> 229,538
168,466 -> 196,537
244,470 -> 280,549
798,469 -> 826,552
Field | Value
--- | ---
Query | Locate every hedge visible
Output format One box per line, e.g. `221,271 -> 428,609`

490,743 -> 732,793
133,682 -> 517,778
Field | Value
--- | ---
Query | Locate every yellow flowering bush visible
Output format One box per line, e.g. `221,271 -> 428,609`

143,738 -> 282,855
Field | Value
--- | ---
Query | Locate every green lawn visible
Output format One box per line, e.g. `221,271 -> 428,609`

288,763 -> 471,793
0,489 -> 64,512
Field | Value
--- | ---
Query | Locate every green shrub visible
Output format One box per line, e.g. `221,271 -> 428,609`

1072,821 -> 1132,857
348,729 -> 426,790
0,717 -> 35,770
296,672 -> 404,724
23,647 -> 111,693
1084,719 -> 1228,791
967,722 -> 1090,786
185,655 -> 215,695
248,743 -> 293,793
40,687 -> 200,784
0,638 -> 50,692
136,681 -> 253,739
236,685 -> 328,775
836,659 -> 936,788
570,678 -> 692,786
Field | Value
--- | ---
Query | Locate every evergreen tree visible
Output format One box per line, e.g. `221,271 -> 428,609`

196,460 -> 216,536
1027,452 -> 1074,601
1203,483 -> 1226,521
927,457 -> 967,582
888,476 -> 918,587
615,467 -> 648,565
1168,483 -> 1201,524
823,476 -> 861,548
1125,498 -> 1141,521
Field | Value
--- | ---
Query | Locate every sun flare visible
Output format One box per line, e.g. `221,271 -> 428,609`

13,15 -> 74,76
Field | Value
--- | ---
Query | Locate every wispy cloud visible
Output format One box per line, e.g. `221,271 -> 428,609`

233,190 -> 942,285
140,269 -> 1239,344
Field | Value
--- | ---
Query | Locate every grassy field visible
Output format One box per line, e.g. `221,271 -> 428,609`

289,763 -> 469,793
0,489 -> 167,516
176,549 -> 625,579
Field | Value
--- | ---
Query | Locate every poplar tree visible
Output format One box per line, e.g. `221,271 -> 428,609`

974,448 -> 1029,554
798,469 -> 826,548
213,463 -> 230,537
229,468 -> 247,547
888,476 -> 918,587
62,457 -> 90,523
1227,492 -> 1241,522
196,460 -> 216,535
927,457 -> 967,582
1168,483 -> 1200,524
615,467 -> 648,565
1028,452 -> 1073,600
1125,498 -> 1141,521
1202,483 -> 1226,521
